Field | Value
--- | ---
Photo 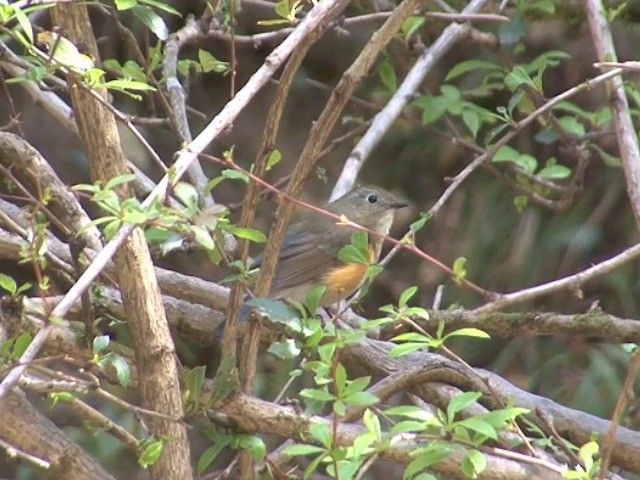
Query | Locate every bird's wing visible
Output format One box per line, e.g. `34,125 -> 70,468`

252,221 -> 354,294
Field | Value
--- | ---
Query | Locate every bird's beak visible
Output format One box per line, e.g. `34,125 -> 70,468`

388,200 -> 409,209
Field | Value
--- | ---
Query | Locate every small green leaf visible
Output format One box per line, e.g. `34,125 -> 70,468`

300,388 -> 336,402
105,174 -> 137,191
409,215 -> 429,233
446,60 -> 502,81
461,449 -> 486,478
93,335 -> 110,354
379,60 -> 397,92
401,16 -> 425,39
12,6 -> 34,43
537,163 -> 571,180
115,0 -> 137,9
235,435 -> 266,461
197,444 -> 226,474
184,366 -> 206,405
266,149 -> 282,171
268,339 -> 301,359
138,439 -> 164,468
0,274 -> 17,295
132,5 -> 169,40
344,391 -> 378,407
389,342 -> 425,358
225,226 -> 267,243
452,257 -> 467,285
447,392 -> 482,422
173,182 -> 199,213
399,286 -> 418,307
191,225 -> 215,251
504,65 -> 536,91
444,328 -> 490,340
139,0 -> 182,16
514,195 -> 528,211
283,444 -> 326,456
198,49 -> 229,73
462,109 -> 481,138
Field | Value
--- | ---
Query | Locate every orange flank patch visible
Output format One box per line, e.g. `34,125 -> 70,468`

322,244 -> 376,299
323,262 -> 370,298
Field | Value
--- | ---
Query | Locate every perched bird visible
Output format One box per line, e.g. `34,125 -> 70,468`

218,185 -> 408,338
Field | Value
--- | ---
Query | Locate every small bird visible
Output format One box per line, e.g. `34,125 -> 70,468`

249,184 -> 408,307
217,185 -> 408,340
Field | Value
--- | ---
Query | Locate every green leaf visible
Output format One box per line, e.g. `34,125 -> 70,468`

493,146 -> 537,174
139,439 -> 164,468
235,435 -> 266,461
514,195 -> 528,211
385,405 -> 434,421
498,13 -> 525,47
197,444 -> 226,474
462,109 -> 481,138
191,225 -> 215,251
103,79 -> 156,92
198,49 -> 229,73
93,335 -> 110,354
447,392 -> 482,422
37,31 -> 94,72
115,0 -> 137,9
12,6 -> 33,44
404,443 -> 453,479
456,417 -> 497,439
409,215 -> 429,233
389,342 -> 425,358
184,366 -> 206,405
107,353 -> 132,387
268,339 -> 301,359
244,298 -> 302,331
309,423 -> 332,449
590,144 -> 621,167
300,388 -> 336,402
0,274 -> 17,295
283,444 -> 326,456
401,16 -> 425,39
414,95 -> 448,124
399,286 -> 417,307
444,328 -> 490,340
461,449 -> 486,478
105,173 -> 137,191
379,60 -> 397,92
452,257 -> 467,284
446,60 -> 502,81
225,226 -> 267,243
362,409 -> 382,439
389,420 -> 428,436
504,65 -> 536,91
132,5 -> 169,40
173,182 -> 199,212
537,163 -> 571,180
558,116 -> 586,137
139,0 -> 182,15
344,391 -> 378,407
266,149 -> 282,171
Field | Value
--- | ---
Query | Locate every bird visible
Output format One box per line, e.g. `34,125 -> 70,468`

252,185 -> 408,306
218,185 -> 408,338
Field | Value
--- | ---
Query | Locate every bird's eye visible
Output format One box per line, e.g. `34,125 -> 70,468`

366,193 -> 378,204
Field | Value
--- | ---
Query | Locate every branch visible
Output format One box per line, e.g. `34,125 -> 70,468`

217,393 -> 565,480
330,0 -> 492,200
0,390 -> 116,479
473,241 -> 640,314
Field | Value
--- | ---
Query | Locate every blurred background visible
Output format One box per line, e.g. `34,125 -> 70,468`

2,0 -> 640,478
